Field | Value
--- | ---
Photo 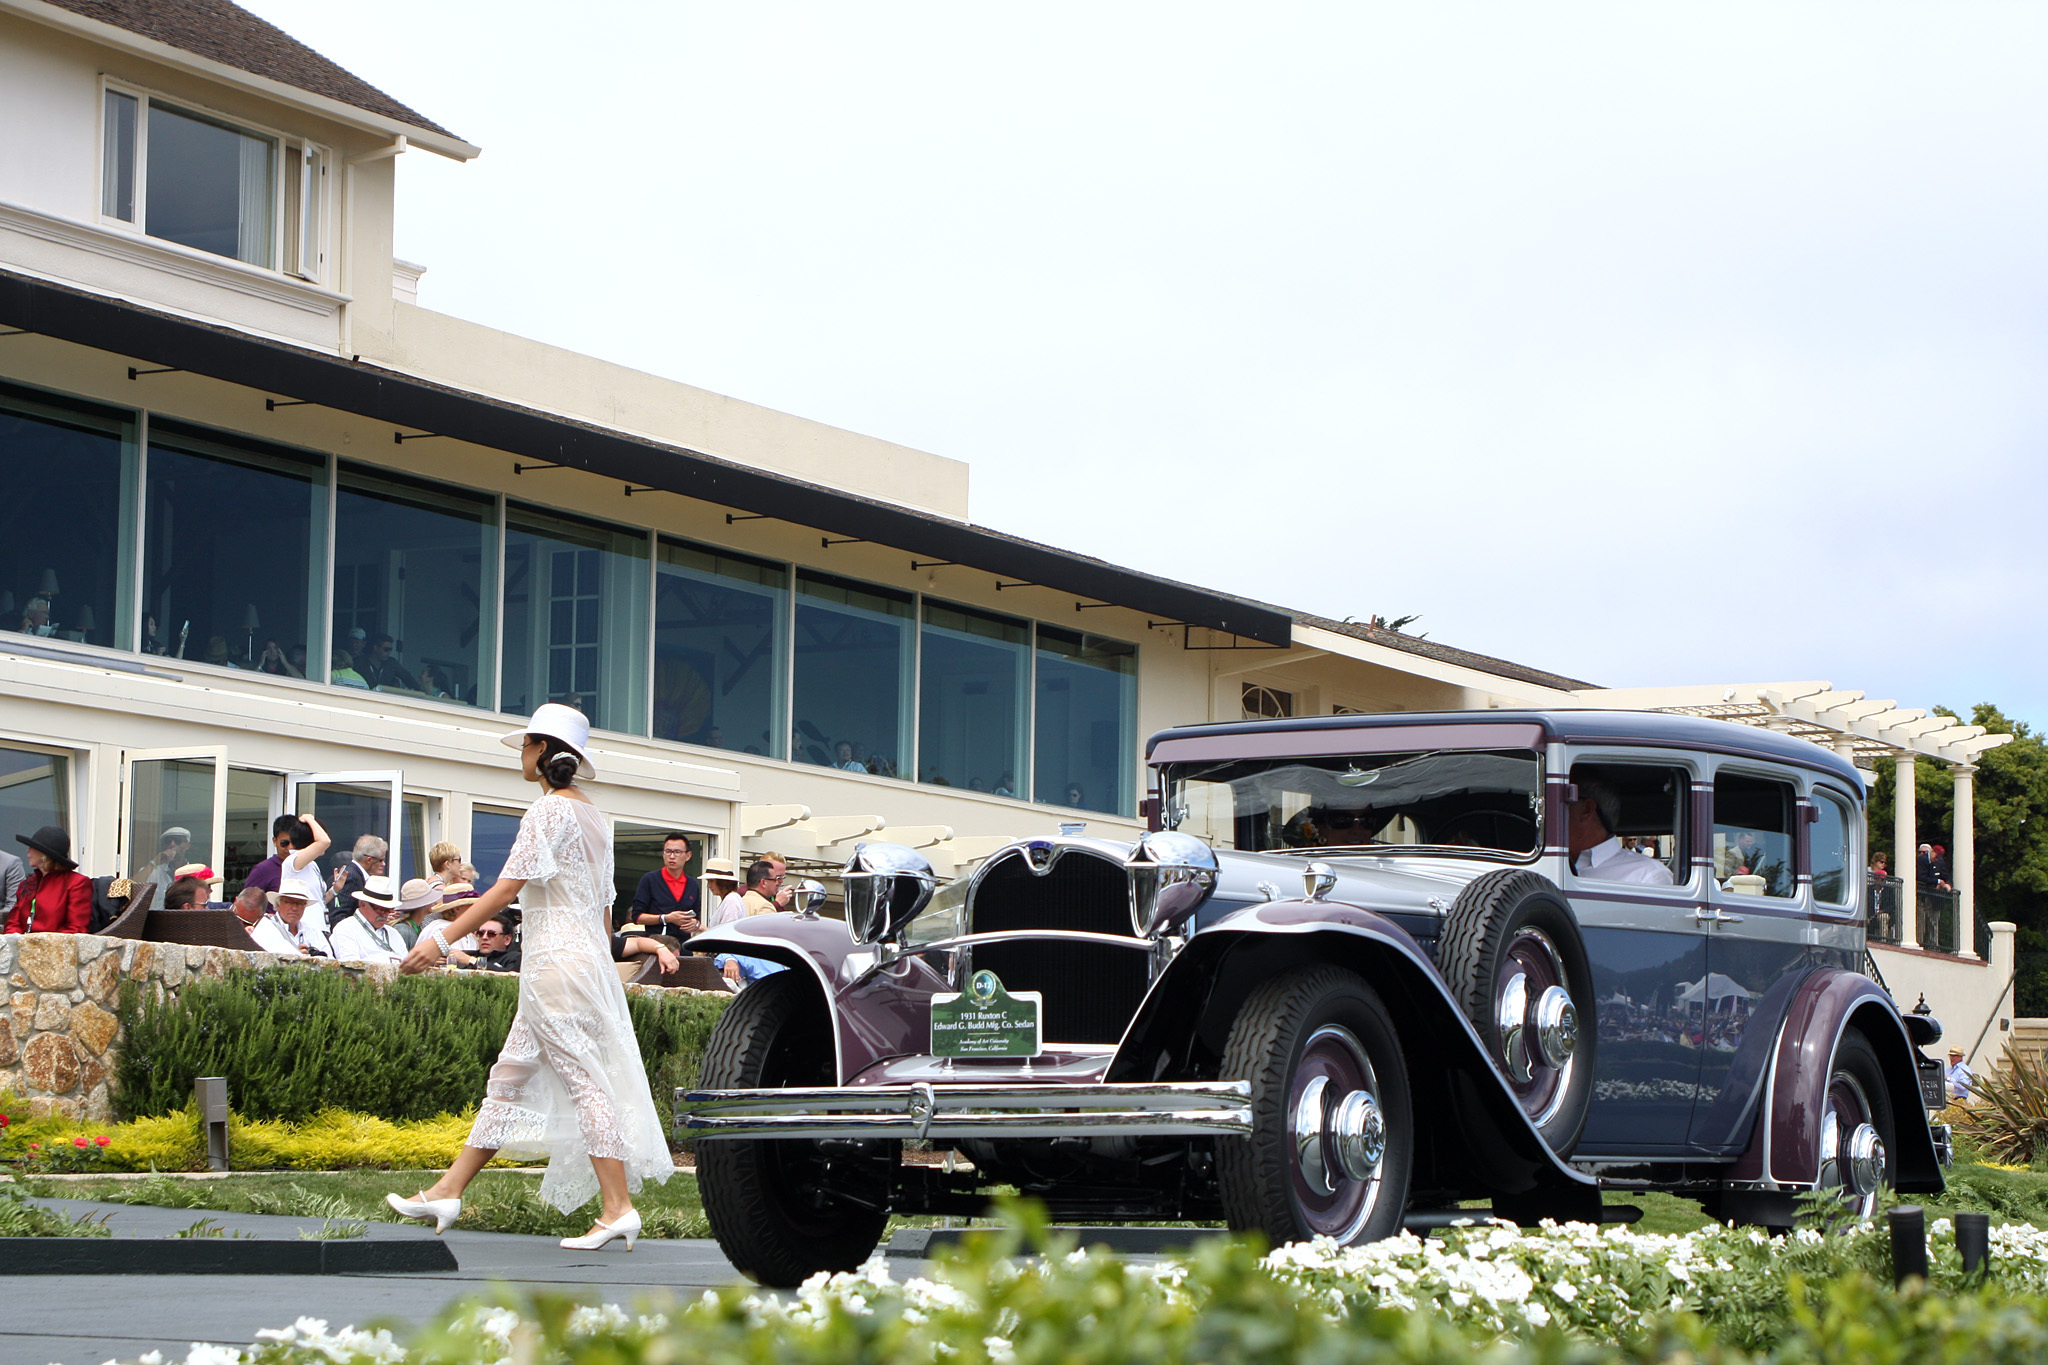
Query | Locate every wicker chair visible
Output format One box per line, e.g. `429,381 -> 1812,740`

98,882 -> 159,939
143,908 -> 262,951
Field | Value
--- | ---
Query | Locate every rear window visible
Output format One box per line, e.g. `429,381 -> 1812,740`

1714,772 -> 1796,898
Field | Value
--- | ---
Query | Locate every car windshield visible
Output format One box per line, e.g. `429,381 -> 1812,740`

1160,748 -> 1543,856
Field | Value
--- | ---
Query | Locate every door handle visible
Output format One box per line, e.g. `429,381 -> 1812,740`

1694,907 -> 1745,927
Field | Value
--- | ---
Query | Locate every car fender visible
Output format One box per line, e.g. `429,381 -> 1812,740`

1107,898 -> 1600,1211
1728,967 -> 1942,1193
691,917 -> 952,1084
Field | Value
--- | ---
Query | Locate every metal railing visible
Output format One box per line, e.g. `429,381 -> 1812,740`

1866,876 -> 1985,957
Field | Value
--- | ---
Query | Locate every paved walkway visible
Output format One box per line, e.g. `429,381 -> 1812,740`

2,1199 -> 752,1365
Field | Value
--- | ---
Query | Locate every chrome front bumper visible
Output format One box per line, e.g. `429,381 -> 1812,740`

678,1080 -> 1253,1140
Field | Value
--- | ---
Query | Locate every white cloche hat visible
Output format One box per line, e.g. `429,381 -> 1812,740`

501,702 -> 596,779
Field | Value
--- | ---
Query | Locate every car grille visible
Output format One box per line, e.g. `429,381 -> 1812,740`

968,849 -> 1148,1045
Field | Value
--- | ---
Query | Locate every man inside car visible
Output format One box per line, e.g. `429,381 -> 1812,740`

1567,778 -> 1673,886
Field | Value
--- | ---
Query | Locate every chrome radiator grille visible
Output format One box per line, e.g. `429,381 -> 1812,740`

968,850 -> 1147,1045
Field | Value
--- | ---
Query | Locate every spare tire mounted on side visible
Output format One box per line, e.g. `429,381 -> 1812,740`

1439,868 -> 1596,1152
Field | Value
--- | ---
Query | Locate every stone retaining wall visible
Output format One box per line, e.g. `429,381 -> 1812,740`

1,932 -> 705,1121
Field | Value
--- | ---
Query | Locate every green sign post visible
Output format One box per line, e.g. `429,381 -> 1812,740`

930,970 -> 1042,1058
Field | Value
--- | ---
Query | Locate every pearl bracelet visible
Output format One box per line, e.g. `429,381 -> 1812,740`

425,924 -> 452,956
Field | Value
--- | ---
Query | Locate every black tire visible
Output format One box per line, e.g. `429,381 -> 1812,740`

697,972 -> 890,1285
1218,965 -> 1412,1247
1820,1029 -> 1896,1195
1440,869 -> 1595,1152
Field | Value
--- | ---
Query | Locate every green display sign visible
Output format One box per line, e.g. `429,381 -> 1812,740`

931,970 -> 1042,1058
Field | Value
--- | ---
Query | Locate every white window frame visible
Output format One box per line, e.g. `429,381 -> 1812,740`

96,76 -> 328,281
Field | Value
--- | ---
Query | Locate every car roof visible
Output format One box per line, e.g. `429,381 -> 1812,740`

1147,709 -> 1864,789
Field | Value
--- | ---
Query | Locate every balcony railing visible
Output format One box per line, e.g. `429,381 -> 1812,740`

1866,876 -> 1987,957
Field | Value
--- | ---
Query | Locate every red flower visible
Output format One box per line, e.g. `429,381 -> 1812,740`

94,1136 -> 111,1148
27,1142 -> 40,1150
0,1113 -> 9,1127
72,1136 -> 88,1148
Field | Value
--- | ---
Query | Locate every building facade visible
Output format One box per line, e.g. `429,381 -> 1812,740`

0,0 -> 1589,911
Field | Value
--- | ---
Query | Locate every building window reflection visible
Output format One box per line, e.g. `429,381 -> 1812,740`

1035,626 -> 1137,816
0,746 -> 70,859
793,571 -> 912,778
331,464 -> 495,706
0,382 -> 134,652
920,601 -> 1027,795
502,505 -> 649,734
144,422 -> 324,671
471,807 -> 523,890
654,539 -> 787,758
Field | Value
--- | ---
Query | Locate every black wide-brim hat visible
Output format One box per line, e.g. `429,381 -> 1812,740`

17,825 -> 75,869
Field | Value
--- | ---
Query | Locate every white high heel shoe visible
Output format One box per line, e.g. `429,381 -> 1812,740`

560,1207 -> 640,1251
385,1190 -> 462,1234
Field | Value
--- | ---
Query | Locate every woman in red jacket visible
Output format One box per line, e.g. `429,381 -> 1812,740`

5,826 -> 92,934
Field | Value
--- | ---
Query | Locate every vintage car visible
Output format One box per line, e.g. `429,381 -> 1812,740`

681,710 -> 1947,1285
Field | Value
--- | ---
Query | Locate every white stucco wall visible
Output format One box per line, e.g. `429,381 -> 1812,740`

1872,923 -> 2016,1075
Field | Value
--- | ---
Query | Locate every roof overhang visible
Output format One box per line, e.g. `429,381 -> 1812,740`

2,0 -> 481,161
1573,682 -> 2015,767
0,270 -> 1293,645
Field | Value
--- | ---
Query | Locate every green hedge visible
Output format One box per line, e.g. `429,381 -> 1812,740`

114,969 -> 729,1133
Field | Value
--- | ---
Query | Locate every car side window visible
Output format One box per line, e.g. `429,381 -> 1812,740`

1713,772 -> 1795,898
1811,790 -> 1853,909
1567,760 -> 1688,886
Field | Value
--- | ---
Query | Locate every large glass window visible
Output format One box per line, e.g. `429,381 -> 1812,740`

654,540 -> 787,757
1713,772 -> 1797,898
222,768 -> 275,891
0,382 -> 135,651
331,464 -> 495,706
1034,627 -> 1136,815
0,747 -> 70,862
502,506 -> 649,734
471,807 -> 523,891
612,821 -> 705,930
793,571 -> 913,777
920,601 -> 1028,795
144,423 -> 324,670
144,102 -> 276,267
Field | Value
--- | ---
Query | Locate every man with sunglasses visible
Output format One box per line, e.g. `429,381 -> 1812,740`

470,914 -> 521,972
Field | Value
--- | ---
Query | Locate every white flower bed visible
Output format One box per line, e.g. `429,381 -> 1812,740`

105,1217 -> 2048,1365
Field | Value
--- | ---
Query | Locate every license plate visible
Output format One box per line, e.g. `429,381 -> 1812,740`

931,969 -> 1042,1058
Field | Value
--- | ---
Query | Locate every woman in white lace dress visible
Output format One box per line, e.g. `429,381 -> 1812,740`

388,704 -> 674,1250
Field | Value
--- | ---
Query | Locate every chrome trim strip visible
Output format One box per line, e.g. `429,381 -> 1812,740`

679,1080 -> 1253,1140
903,929 -> 1154,955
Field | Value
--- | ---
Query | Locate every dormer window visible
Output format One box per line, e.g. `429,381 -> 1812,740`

100,84 -> 326,280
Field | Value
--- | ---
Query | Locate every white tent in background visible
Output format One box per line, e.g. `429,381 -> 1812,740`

1675,973 -> 1758,1012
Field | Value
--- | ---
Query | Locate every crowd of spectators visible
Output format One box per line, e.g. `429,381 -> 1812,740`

3,818 -> 788,993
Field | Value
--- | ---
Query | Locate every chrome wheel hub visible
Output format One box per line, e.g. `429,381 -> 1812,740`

1286,1024 -> 1387,1241
1493,927 -> 1578,1124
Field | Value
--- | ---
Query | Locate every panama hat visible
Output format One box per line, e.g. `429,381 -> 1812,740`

357,876 -> 441,913
701,857 -> 739,884
173,863 -> 222,886
438,881 -> 480,909
266,887 -> 313,908
500,702 -> 595,779
17,825 -> 76,870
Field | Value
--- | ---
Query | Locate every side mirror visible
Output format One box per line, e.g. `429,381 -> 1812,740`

1126,830 -> 1218,937
841,842 -> 936,944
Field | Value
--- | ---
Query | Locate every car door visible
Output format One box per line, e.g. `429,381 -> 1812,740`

1561,751 -> 1713,1155
1687,763 -> 1851,1150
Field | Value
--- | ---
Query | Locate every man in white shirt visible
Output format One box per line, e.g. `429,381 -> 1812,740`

1946,1047 -> 1975,1102
251,889 -> 332,957
1567,778 -> 1674,887
331,876 -> 433,964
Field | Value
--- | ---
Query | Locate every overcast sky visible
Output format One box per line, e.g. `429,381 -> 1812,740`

247,2 -> 2048,732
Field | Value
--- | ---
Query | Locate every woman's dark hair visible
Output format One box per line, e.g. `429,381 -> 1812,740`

535,735 -> 581,789
284,819 -> 315,850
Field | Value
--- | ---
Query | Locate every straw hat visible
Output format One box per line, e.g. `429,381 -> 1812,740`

356,876 -> 442,913
500,702 -> 595,778
173,863 -> 222,887
701,856 -> 739,884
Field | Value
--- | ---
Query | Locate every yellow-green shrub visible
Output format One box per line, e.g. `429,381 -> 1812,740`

2,1091 -> 515,1172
